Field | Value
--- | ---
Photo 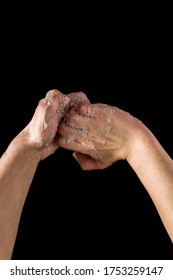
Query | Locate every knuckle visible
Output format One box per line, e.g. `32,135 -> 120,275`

66,113 -> 78,123
75,91 -> 86,98
68,91 -> 89,102
78,91 -> 88,100
46,89 -> 62,99
78,103 -> 91,115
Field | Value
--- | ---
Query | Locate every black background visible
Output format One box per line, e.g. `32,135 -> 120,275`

0,30 -> 173,260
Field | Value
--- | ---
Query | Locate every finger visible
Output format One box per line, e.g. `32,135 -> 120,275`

57,134 -> 83,151
58,112 -> 89,136
38,89 -> 66,114
67,91 -> 90,109
45,89 -> 70,122
74,103 -> 108,120
74,102 -> 94,117
64,102 -> 95,119
57,128 -> 96,151
46,89 -> 64,100
58,122 -> 91,154
73,152 -> 106,170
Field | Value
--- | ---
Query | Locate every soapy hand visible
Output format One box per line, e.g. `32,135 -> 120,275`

19,90 -> 90,161
58,102 -> 142,169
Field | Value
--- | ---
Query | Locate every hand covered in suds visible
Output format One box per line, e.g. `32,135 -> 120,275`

57,103 -> 143,170
18,90 -> 90,161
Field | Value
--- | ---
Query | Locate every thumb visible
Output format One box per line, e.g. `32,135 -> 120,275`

72,152 -> 103,170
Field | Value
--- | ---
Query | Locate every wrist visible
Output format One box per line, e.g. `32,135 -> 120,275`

9,130 -> 41,163
126,122 -> 156,167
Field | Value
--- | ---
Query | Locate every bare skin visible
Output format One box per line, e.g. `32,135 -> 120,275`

0,89 -> 89,260
58,102 -> 173,242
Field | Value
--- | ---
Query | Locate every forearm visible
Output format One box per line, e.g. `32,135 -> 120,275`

0,133 -> 40,259
127,126 -> 173,242
0,89 -> 74,259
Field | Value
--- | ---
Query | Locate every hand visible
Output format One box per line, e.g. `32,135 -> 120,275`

58,103 -> 143,170
20,90 -> 69,160
13,90 -> 90,161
